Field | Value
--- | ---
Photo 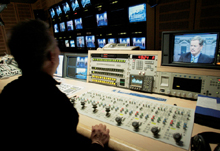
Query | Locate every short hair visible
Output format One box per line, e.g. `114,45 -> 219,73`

191,36 -> 204,46
7,19 -> 56,73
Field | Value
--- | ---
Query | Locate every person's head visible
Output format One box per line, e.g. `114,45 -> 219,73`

7,19 -> 60,76
190,36 -> 204,56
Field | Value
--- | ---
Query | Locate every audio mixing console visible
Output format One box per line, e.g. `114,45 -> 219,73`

70,90 -> 195,150
56,83 -> 82,97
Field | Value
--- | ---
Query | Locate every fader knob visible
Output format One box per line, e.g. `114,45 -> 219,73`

81,100 -> 85,108
115,117 -> 123,124
105,106 -> 111,117
151,126 -> 160,136
173,133 -> 182,143
132,121 -> 140,129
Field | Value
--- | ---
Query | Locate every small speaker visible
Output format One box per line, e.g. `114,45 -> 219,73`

33,9 -> 46,21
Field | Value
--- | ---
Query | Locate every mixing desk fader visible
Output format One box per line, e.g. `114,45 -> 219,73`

71,90 -> 195,150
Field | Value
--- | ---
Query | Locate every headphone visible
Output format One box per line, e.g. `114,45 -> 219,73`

191,132 -> 220,151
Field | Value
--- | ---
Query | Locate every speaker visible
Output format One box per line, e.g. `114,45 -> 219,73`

33,9 -> 46,21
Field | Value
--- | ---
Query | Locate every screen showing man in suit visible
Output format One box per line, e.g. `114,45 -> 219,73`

173,33 -> 217,64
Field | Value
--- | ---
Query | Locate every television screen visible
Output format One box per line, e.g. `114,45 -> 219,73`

74,18 -> 83,29
54,55 -> 64,77
70,0 -> 80,11
77,36 -> 85,47
97,38 -> 106,48
66,20 -> 74,31
54,24 -> 59,33
49,8 -> 56,18
85,35 -> 95,48
70,40 -> 75,47
55,5 -> 63,16
59,22 -> 66,32
108,38 -> 117,44
173,33 -> 217,64
118,38 -> 130,46
62,2 -> 70,14
130,75 -> 143,87
65,40 -> 70,47
129,3 -> 146,23
81,0 -> 91,8
96,11 -> 108,26
132,37 -> 146,49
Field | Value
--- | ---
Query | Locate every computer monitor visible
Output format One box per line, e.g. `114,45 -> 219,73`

118,37 -> 130,46
59,22 -> 66,32
97,38 -> 106,48
107,38 -> 117,44
70,39 -> 75,47
65,40 -> 70,47
77,36 -> 85,48
70,0 -> 80,11
54,54 -> 64,77
128,3 -> 146,23
96,11 -> 108,27
74,18 -> 83,29
62,1 -> 71,14
54,24 -> 59,33
66,20 -> 74,31
55,5 -> 63,17
85,35 -> 95,48
132,37 -> 146,49
49,8 -> 56,18
81,0 -> 92,8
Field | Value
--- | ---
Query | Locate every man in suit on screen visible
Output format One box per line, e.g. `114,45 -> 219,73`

178,36 -> 214,63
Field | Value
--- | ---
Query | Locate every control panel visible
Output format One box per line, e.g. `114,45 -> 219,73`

56,83 -> 82,97
71,90 -> 195,150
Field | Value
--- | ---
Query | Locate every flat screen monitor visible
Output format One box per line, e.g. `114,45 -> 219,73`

128,3 -> 146,23
66,56 -> 88,80
97,38 -> 106,48
49,8 -> 56,18
66,20 -> 74,31
108,38 -> 117,44
62,2 -> 70,14
54,24 -> 59,33
118,37 -> 130,46
81,0 -> 92,8
74,18 -> 83,29
96,11 -> 108,27
70,40 -> 75,47
132,37 -> 146,49
85,35 -> 95,48
77,36 -> 85,47
130,75 -> 143,87
54,54 -> 64,77
65,40 -> 70,47
70,0 -> 80,11
173,33 -> 217,64
59,22 -> 66,32
55,5 -> 63,17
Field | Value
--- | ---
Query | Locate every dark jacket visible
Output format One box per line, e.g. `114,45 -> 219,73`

178,52 -> 214,63
0,72 -> 103,150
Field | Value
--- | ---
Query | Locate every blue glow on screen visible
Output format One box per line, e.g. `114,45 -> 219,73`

75,18 -> 83,29
129,3 -> 146,23
81,0 -> 91,8
70,0 -> 80,11
96,11 -> 108,26
97,39 -> 106,48
132,37 -> 146,49
86,35 -> 95,48
62,2 -> 70,14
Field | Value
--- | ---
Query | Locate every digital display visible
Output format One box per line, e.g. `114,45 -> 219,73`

129,3 -> 146,23
74,18 -> 83,29
62,2 -> 70,14
55,55 -> 64,77
97,38 -> 106,48
54,24 -> 59,33
55,5 -> 62,16
108,38 -> 117,44
85,35 -> 95,48
49,8 -> 56,18
59,22 -> 66,32
81,0 -> 91,8
70,40 -> 75,47
132,55 -> 155,60
132,37 -> 146,49
96,11 -> 108,26
70,0 -> 80,11
66,20 -> 74,31
118,38 -> 130,46
65,40 -> 69,47
130,75 -> 143,87
173,33 -> 217,64
77,36 -> 85,47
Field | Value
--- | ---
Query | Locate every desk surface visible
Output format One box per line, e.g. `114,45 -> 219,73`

1,75 -> 220,151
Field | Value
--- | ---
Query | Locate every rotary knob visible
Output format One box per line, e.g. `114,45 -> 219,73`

151,126 -> 160,136
115,117 -> 123,125
173,133 -> 182,143
81,100 -> 85,108
105,106 -> 111,117
132,121 -> 140,129
92,102 -> 97,112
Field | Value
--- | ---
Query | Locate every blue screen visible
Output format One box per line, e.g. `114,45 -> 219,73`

70,0 -> 80,11
130,75 -> 143,87
86,35 -> 95,48
62,2 -> 70,14
81,0 -> 91,8
70,40 -> 75,47
77,36 -> 85,47
132,37 -> 146,49
118,38 -> 130,46
50,8 -> 55,18
55,5 -> 62,16
60,22 -> 66,32
129,3 -> 146,23
54,24 -> 59,33
173,33 -> 217,64
67,20 -> 74,31
97,38 -> 106,48
96,11 -> 108,26
74,18 -> 83,29
108,38 -> 117,44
